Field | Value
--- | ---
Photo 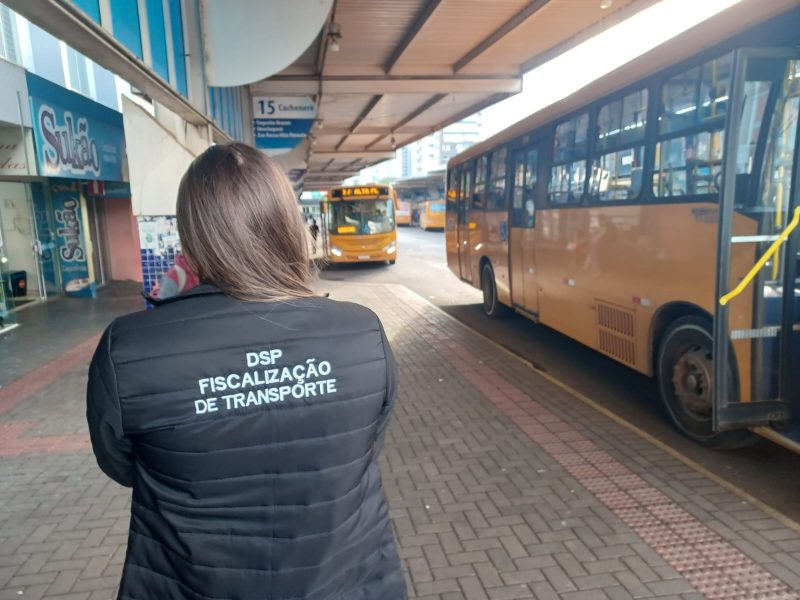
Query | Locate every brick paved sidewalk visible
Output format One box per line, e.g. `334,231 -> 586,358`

1,283 -> 799,599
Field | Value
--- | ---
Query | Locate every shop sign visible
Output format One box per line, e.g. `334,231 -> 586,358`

26,73 -> 126,182
0,128 -> 35,176
50,179 -> 96,298
252,96 -> 316,155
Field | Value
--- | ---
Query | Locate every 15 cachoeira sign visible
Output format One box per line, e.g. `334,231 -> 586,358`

252,96 -> 316,155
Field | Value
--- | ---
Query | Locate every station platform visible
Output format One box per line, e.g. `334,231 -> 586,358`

1,282 -> 799,600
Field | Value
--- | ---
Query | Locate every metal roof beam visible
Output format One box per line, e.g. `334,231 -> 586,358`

319,126 -> 433,136
251,77 -> 521,95
366,93 -> 446,149
311,151 -> 396,161
384,0 -> 443,74
316,0 -> 337,75
453,0 -> 551,73
335,94 -> 383,150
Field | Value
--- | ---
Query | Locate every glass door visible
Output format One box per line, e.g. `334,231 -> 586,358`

714,49 -> 800,433
0,209 -> 18,332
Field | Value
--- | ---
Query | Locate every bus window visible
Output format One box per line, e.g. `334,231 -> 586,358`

487,148 -> 507,210
699,53 -> 733,123
654,131 -> 724,197
591,88 -> 648,202
473,155 -> 488,209
446,169 -> 459,212
654,54 -> 732,199
549,113 -> 589,204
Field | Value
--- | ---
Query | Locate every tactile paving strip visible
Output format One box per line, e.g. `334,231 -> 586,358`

430,337 -> 799,600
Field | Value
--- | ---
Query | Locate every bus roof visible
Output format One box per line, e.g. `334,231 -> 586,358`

448,0 -> 798,170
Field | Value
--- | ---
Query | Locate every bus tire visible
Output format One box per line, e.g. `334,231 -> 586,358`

657,315 -> 758,450
388,260 -> 396,265
481,263 -> 509,318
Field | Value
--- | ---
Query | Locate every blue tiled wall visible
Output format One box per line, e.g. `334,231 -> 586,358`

137,216 -> 180,306
140,247 -> 178,296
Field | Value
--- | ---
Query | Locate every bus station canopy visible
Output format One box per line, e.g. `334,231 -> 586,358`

10,0 -> 662,192
255,0 -> 660,190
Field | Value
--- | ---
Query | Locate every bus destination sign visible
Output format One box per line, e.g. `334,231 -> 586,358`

331,186 -> 389,199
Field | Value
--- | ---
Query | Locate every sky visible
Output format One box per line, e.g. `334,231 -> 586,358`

478,0 -> 745,140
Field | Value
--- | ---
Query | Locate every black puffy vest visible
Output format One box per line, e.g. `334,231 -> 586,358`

87,285 -> 406,600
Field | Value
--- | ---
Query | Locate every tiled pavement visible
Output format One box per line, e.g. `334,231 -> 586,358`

1,282 -> 799,599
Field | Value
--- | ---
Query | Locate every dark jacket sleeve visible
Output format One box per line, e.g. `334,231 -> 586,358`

375,320 -> 398,453
86,324 -> 134,487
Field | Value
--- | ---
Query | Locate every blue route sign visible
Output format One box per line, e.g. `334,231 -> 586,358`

252,96 -> 316,155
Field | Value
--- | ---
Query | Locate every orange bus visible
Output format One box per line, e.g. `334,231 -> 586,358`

395,173 -> 445,227
419,200 -> 446,230
396,199 -> 412,226
446,0 -> 800,452
322,184 -> 397,265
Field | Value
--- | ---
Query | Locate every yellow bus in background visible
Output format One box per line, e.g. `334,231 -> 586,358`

322,184 -> 398,265
419,200 -> 446,230
446,1 -> 800,452
396,200 -> 412,226
395,172 -> 445,227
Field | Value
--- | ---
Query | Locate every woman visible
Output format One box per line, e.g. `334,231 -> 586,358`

87,143 -> 406,600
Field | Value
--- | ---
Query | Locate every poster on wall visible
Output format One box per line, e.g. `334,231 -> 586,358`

137,215 -> 181,298
30,183 -> 58,294
50,179 -> 96,298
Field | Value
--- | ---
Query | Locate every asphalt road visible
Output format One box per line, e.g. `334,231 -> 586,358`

319,226 -> 800,525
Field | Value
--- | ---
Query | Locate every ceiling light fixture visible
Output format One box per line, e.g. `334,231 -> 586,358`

600,0 -> 613,8
327,22 -> 342,52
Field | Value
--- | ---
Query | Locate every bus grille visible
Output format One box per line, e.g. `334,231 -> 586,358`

596,301 -> 636,366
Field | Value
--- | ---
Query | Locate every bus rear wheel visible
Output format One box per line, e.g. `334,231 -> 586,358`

481,264 -> 509,318
657,316 -> 758,449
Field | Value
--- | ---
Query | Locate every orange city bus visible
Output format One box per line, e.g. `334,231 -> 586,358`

321,184 -> 398,265
396,199 -> 412,226
419,199 -> 446,230
446,0 -> 800,452
395,172 -> 446,227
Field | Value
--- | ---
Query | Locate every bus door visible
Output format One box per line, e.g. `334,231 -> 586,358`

510,146 -> 540,313
714,49 -> 800,434
458,167 -> 474,282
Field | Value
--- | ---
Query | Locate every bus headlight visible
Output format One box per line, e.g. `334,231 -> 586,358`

330,246 -> 343,257
383,243 -> 397,255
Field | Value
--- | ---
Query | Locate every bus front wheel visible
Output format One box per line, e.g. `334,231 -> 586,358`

481,264 -> 509,318
657,316 -> 758,449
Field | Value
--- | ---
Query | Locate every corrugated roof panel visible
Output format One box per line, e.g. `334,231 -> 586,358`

363,93 -> 439,128
326,0 -> 428,69
396,0 -> 530,67
463,0 -> 641,70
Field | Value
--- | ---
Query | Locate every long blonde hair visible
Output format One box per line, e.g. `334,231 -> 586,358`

176,143 -> 313,301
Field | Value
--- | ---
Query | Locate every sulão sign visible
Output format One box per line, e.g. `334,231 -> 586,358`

26,72 -> 126,182
252,96 -> 316,155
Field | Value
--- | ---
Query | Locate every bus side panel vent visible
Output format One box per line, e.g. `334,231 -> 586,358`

596,301 -> 636,366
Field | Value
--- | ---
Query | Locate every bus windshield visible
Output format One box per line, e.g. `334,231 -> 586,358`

429,202 -> 445,213
397,187 -> 429,202
329,200 -> 395,235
